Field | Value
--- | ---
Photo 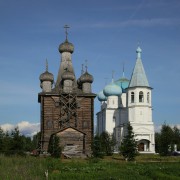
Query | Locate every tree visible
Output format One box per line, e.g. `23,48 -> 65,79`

119,123 -> 138,161
32,132 -> 41,150
92,134 -> 104,158
0,127 -> 5,152
11,127 -> 24,153
48,135 -> 62,158
172,126 -> 180,151
159,124 -> 174,156
100,131 -> 116,156
92,132 -> 116,157
155,132 -> 161,153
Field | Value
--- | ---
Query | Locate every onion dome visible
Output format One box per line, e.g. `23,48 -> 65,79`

103,81 -> 122,97
80,72 -> 94,83
115,77 -> 129,93
39,71 -> 54,83
97,91 -> 107,101
62,70 -> 75,81
59,39 -> 74,54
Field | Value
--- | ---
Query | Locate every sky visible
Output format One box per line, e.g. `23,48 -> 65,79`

0,0 -> 180,136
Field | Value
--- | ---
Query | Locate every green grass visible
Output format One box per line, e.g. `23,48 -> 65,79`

0,154 -> 179,180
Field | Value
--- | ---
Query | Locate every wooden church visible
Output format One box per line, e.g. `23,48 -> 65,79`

38,27 -> 96,156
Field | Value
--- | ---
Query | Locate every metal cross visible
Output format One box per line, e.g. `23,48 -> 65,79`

64,25 -> 70,40
123,62 -> 125,77
112,70 -> 115,80
85,60 -> 88,72
81,64 -> 84,75
46,59 -> 48,71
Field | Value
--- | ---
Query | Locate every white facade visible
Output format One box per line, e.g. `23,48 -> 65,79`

96,47 -> 155,153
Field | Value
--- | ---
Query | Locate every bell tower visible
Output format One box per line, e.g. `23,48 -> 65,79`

127,46 -> 155,153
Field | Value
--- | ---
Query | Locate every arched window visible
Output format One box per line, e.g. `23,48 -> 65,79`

139,91 -> 144,102
131,92 -> 134,103
147,92 -> 150,103
113,116 -> 116,122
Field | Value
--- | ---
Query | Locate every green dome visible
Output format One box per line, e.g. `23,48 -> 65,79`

115,77 -> 129,93
97,91 -> 107,101
103,81 -> 122,97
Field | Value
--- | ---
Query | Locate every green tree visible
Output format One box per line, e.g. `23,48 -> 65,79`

3,131 -> 13,155
92,134 -> 104,158
159,124 -> 174,156
11,127 -> 24,150
32,132 -> 41,150
172,126 -> 180,151
100,131 -> 116,156
119,123 -> 138,161
0,127 -> 5,152
92,132 -> 116,157
155,132 -> 161,153
48,135 -> 62,158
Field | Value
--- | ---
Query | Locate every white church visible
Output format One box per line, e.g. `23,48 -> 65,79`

96,46 -> 155,153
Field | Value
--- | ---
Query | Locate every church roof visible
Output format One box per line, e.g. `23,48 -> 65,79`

129,47 -> 149,88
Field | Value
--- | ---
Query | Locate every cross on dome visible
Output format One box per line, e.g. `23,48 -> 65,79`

85,60 -> 88,72
64,24 -> 70,40
112,70 -> 115,82
46,59 -> 48,71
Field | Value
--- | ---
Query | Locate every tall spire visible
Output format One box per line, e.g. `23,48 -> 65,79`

129,46 -> 149,87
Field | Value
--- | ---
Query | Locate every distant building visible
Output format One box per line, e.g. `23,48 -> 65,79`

38,29 -> 96,156
96,47 -> 155,153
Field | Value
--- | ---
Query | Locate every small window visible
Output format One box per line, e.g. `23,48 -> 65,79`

147,92 -> 150,103
46,120 -> 53,129
131,92 -> 134,103
113,116 -> 116,122
82,121 -> 88,129
139,91 -> 144,102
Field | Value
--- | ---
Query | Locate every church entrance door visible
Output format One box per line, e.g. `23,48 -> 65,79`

138,143 -> 144,151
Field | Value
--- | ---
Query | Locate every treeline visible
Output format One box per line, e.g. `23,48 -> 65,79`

0,127 -> 40,156
155,124 -> 180,156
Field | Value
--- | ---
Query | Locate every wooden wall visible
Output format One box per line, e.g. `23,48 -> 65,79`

40,94 -> 95,155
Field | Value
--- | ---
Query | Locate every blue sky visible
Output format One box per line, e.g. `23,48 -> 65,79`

0,0 -> 180,135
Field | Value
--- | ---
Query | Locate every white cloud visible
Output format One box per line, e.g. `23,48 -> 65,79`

0,121 -> 40,137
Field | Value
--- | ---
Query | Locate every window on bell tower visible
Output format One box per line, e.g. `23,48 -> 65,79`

131,92 -> 134,103
147,92 -> 150,103
139,91 -> 144,102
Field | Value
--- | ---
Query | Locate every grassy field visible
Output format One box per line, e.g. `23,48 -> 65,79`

0,154 -> 180,180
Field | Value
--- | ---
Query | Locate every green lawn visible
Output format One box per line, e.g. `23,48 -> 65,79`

0,154 -> 179,180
